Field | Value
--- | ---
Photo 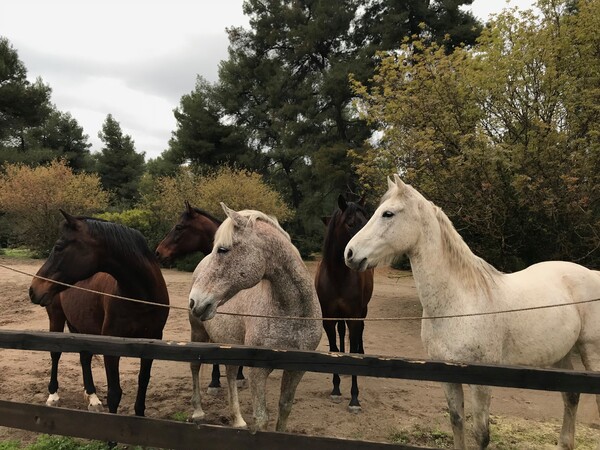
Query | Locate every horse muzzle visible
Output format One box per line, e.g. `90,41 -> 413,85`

344,247 -> 370,272
29,285 -> 53,306
189,296 -> 218,321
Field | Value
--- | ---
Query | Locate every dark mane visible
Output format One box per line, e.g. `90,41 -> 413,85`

82,217 -> 156,261
188,207 -> 222,225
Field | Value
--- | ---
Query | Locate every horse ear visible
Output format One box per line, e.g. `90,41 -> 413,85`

59,209 -> 78,228
321,216 -> 331,226
393,174 -> 407,191
387,176 -> 396,191
220,202 -> 245,226
184,200 -> 195,216
337,194 -> 348,211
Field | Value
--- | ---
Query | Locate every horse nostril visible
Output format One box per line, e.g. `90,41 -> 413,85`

28,286 -> 34,301
346,248 -> 354,260
189,298 -> 195,310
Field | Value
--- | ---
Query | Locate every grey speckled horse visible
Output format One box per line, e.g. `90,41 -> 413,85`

188,204 -> 322,431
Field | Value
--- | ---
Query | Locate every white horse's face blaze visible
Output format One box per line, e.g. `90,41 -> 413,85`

345,178 -> 421,271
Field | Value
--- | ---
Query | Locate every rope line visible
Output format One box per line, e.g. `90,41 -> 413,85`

2,262 -> 600,322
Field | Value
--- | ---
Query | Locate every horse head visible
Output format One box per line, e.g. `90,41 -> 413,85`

345,174 -> 422,271
29,210 -> 104,306
155,200 -> 221,263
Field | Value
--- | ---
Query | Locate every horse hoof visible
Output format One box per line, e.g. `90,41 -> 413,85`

46,393 -> 60,407
348,405 -> 362,414
88,402 -> 104,412
236,379 -> 248,389
85,393 -> 103,412
206,387 -> 220,396
330,394 -> 343,404
191,411 -> 206,423
232,418 -> 247,429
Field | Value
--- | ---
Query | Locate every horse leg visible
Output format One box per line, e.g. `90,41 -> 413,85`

207,364 -> 221,395
276,370 -> 304,432
134,358 -> 153,416
469,384 -> 491,449
248,366 -> 273,432
323,319 -> 341,401
236,366 -> 247,389
338,320 -> 346,353
577,345 -> 600,450
225,365 -> 247,428
80,351 -> 103,412
47,351 -> 61,407
556,353 -> 579,450
103,355 -> 122,414
442,382 -> 466,450
190,361 -> 205,422
347,320 -> 364,413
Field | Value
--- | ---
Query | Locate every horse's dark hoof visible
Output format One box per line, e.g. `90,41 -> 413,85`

330,394 -> 343,403
348,405 -> 362,414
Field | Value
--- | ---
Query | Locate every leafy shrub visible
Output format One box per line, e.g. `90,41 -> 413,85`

0,160 -> 110,256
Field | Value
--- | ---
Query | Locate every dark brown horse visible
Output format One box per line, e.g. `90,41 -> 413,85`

29,211 -> 169,417
155,200 -> 244,392
315,194 -> 374,412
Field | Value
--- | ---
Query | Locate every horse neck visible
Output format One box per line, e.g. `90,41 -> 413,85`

103,251 -> 169,305
407,205 -> 498,315
194,217 -> 220,254
321,223 -> 352,273
262,235 -> 319,318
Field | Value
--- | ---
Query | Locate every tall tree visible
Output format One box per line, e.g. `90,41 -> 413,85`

166,76 -> 259,172
216,0 -> 481,252
96,114 -> 145,206
25,108 -> 93,171
0,37 -> 51,150
352,0 -> 600,269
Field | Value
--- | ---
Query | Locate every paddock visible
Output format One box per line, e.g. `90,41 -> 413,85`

1,257 -> 600,448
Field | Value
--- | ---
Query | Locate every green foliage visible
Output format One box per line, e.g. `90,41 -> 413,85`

0,38 -> 52,148
96,114 -> 145,207
352,0 -> 600,270
0,160 -> 110,255
95,207 -> 159,246
19,435 -> 110,450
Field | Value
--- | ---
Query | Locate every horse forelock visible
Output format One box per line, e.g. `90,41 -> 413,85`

322,201 -> 366,257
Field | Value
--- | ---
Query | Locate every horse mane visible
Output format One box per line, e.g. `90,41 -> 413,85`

189,207 -> 222,225
214,210 -> 299,257
431,204 -> 501,291
82,217 -> 156,262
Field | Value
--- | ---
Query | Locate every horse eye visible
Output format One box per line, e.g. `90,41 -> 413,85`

382,211 -> 395,218
217,247 -> 229,254
175,224 -> 184,231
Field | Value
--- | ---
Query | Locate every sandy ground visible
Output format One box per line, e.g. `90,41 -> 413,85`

0,256 -> 599,449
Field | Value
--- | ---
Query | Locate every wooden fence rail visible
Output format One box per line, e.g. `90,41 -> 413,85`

1,329 -> 600,449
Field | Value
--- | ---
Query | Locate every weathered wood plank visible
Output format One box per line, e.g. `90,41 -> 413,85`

0,400 -> 426,450
1,330 -> 600,394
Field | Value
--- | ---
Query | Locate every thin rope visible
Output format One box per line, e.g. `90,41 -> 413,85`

2,262 -> 600,322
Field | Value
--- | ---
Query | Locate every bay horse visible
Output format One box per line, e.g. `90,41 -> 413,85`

315,194 -> 373,412
29,211 -> 169,417
345,174 -> 600,450
155,200 -> 245,393
188,204 -> 322,431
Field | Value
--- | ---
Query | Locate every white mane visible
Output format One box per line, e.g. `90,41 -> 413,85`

431,199 -> 501,292
214,209 -> 299,257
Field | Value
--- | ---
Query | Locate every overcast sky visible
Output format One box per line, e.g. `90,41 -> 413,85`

1,0 -> 535,160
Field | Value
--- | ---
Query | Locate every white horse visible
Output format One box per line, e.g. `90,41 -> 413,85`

188,204 -> 322,431
344,174 -> 600,450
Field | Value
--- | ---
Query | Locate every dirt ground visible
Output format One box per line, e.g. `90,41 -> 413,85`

0,256 -> 599,449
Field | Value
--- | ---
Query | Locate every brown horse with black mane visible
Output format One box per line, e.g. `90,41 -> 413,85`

315,194 -> 374,412
29,211 -> 169,417
155,200 -> 245,392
